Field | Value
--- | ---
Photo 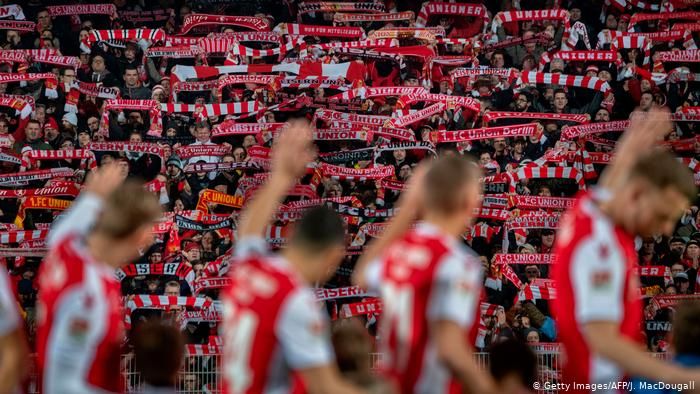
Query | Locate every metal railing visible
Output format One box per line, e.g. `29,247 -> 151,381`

29,348 -> 666,393
29,349 -> 562,394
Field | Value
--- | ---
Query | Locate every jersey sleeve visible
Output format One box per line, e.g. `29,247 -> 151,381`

47,192 -> 103,248
427,253 -> 482,328
571,236 -> 625,323
0,267 -> 20,336
363,258 -> 383,293
276,289 -> 333,370
233,236 -> 269,260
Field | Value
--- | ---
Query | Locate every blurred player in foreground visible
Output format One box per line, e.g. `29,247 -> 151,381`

553,108 -> 700,392
354,155 -> 496,394
0,265 -> 29,393
221,120 -> 363,394
37,164 -> 161,393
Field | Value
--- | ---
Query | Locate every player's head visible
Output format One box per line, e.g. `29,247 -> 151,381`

133,320 -> 184,387
92,180 -> 162,264
289,206 -> 346,282
423,155 -> 482,225
488,339 -> 538,391
616,149 -> 695,237
671,302 -> 700,356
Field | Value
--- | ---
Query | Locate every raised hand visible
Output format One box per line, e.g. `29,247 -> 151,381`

270,119 -> 316,182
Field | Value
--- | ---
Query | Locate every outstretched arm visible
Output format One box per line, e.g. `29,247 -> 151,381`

47,163 -> 124,247
237,120 -> 316,240
352,164 -> 428,289
598,107 -> 671,192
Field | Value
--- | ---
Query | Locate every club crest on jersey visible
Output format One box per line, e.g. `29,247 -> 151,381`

69,318 -> 90,340
591,270 -> 611,288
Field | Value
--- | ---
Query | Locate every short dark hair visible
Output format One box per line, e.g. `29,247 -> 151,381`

553,88 -> 567,98
629,149 -> 696,202
124,65 -> 139,74
424,155 -> 480,215
133,320 -> 184,387
489,339 -> 538,387
291,206 -> 346,253
672,302 -> 700,355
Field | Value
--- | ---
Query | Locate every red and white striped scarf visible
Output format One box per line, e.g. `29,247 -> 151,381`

508,166 -> 585,193
0,73 -> 57,98
212,121 -> 285,137
0,229 -> 48,244
415,2 -> 488,28
340,298 -> 382,318
87,142 -> 164,158
193,277 -> 232,295
82,29 -> 165,52
333,11 -> 413,23
430,123 -> 537,143
319,163 -> 394,181
314,108 -> 389,126
484,111 -> 588,124
597,32 -> 651,65
628,10 -> 700,31
180,14 -> 269,34
328,86 -> 426,101
0,4 -> 26,20
175,144 -> 232,159
125,295 -> 213,328
386,102 -> 445,128
463,223 -> 501,242
561,120 -> 629,141
314,129 -> 371,142
100,99 -> 162,136
20,149 -> 96,171
538,50 -> 618,71
493,10 -> 574,49
297,2 -> 386,16
494,253 -> 557,265
508,195 -> 575,210
185,344 -> 221,356
397,92 -> 480,112
274,23 -> 365,39
518,284 -> 557,301
46,4 -> 117,19
0,95 -> 32,119
516,71 -> 612,97
0,168 -> 74,186
657,49 -> 700,62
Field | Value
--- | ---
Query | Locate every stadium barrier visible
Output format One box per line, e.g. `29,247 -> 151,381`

27,347 -> 669,393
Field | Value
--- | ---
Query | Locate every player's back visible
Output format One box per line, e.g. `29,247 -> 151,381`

222,255 -> 329,394
37,235 -> 124,393
553,192 -> 642,387
371,223 -> 482,394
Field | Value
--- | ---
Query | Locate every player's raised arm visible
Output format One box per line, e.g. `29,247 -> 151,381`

598,107 -> 671,192
236,120 -> 316,240
352,163 -> 428,289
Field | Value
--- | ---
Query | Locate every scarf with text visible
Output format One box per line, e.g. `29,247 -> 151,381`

100,99 -> 162,136
0,73 -> 57,98
415,2 -> 488,28
333,11 -> 413,23
340,298 -> 382,318
430,123 -> 537,143
0,168 -> 74,186
196,189 -> 244,212
493,253 -> 557,265
560,120 -> 630,141
180,14 -> 269,34
297,2 -> 386,17
484,112 -> 588,124
20,149 -> 96,171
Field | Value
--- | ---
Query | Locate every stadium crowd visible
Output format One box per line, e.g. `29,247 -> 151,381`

1,0 -> 700,392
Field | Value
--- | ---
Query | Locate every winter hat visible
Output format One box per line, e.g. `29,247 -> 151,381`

62,112 -> 78,127
166,154 -> 183,170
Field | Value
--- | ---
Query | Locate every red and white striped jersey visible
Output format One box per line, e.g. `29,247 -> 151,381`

221,237 -> 333,394
364,222 -> 483,394
552,192 -> 642,390
36,194 -> 126,394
